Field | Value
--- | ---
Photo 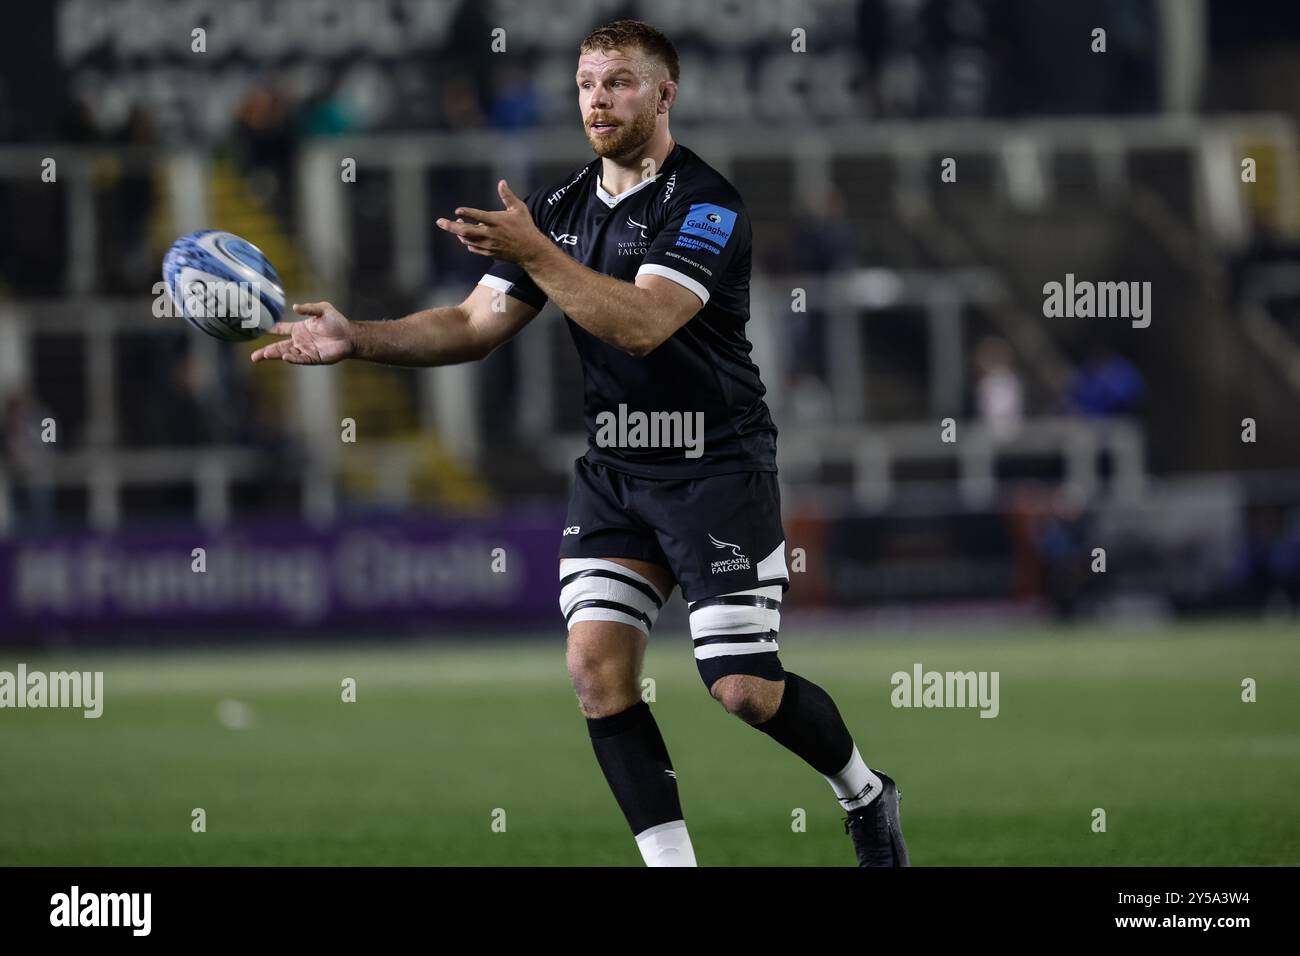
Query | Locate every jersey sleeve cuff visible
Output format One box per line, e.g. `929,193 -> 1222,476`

478,274 -> 515,294
637,263 -> 710,306
479,272 -> 546,309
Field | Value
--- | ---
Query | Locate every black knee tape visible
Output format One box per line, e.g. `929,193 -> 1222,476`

696,651 -> 786,688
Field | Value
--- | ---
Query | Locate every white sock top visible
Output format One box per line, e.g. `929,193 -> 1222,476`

825,744 -> 883,812
634,819 -> 698,867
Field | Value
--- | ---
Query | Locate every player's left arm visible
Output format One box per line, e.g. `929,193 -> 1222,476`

439,180 -> 700,357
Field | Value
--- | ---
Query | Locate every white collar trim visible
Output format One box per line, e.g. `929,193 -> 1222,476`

595,172 -> 662,208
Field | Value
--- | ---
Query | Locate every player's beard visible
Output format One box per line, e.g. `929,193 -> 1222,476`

585,97 -> 659,161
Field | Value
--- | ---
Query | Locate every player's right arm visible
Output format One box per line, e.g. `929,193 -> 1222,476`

249,283 -> 540,367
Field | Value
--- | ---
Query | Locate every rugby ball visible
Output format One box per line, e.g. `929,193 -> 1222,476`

162,230 -> 284,341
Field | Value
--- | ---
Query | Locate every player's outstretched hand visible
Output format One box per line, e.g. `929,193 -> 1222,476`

436,180 -> 548,266
250,302 -> 355,364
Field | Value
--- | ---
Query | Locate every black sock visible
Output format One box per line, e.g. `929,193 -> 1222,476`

753,672 -> 854,775
587,701 -> 684,835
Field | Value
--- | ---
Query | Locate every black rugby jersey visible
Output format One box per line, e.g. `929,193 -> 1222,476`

479,142 -> 778,479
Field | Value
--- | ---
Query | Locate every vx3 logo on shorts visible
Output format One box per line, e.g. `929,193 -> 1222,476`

708,533 -> 750,574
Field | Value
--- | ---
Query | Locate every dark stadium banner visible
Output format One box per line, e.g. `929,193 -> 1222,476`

2,0 -> 1166,144
0,510 -> 565,641
47,0 -> 891,137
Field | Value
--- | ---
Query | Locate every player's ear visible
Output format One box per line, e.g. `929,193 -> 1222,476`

658,82 -> 676,112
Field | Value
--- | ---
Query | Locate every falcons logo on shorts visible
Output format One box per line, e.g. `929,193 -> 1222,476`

708,533 -> 745,559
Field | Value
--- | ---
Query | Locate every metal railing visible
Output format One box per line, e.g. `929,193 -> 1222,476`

538,416 -> 1146,512
6,116 -> 1293,531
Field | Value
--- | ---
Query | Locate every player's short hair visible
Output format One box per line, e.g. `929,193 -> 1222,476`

579,19 -> 680,84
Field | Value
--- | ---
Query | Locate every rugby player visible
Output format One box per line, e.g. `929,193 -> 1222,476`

251,19 -> 908,868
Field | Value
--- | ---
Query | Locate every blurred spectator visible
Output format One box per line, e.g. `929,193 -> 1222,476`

785,372 -> 836,427
1267,507 -> 1300,610
1226,504 -> 1300,615
489,66 -> 540,131
439,0 -> 495,127
297,79 -> 357,139
234,81 -> 296,217
440,75 -> 486,130
1067,346 -> 1144,418
1,382 -> 56,534
107,104 -> 159,293
972,335 -> 1024,439
768,186 -> 859,386
779,186 -> 861,275
140,347 -> 222,448
59,91 -> 103,143
1036,490 -> 1092,620
118,103 -> 156,146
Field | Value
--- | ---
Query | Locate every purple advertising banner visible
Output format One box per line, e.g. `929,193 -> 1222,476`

0,510 -> 568,642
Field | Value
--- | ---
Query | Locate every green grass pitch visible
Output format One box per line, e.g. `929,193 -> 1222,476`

1,620 -> 1297,866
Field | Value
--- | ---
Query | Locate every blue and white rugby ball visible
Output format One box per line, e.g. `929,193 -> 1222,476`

162,230 -> 285,341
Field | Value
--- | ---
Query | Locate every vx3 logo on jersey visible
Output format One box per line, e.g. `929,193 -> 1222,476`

708,533 -> 750,574
550,231 -> 578,246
